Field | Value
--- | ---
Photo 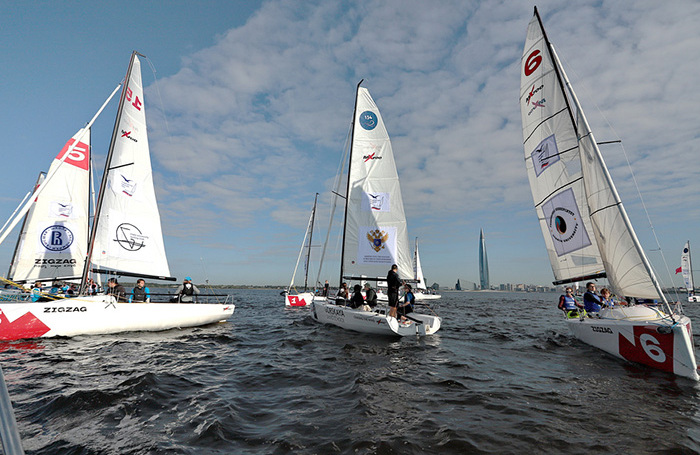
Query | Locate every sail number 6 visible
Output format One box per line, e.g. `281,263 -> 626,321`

524,50 -> 542,76
640,333 -> 666,363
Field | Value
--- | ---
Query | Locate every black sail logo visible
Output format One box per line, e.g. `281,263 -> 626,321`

114,223 -> 147,251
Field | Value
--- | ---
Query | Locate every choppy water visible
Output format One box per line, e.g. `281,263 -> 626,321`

2,289 -> 700,454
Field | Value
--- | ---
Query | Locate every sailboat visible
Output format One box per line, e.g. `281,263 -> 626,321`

283,193 -> 318,307
679,241 -> 697,303
311,82 -> 441,336
521,8 -> 697,380
0,51 -> 234,341
413,238 -> 440,300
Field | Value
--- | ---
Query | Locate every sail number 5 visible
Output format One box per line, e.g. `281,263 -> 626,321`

524,50 -> 542,76
640,333 -> 666,363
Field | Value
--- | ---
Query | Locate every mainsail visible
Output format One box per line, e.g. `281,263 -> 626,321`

341,85 -> 412,281
8,130 -> 91,282
521,8 -> 660,299
681,241 -> 694,293
413,238 -> 427,290
89,53 -> 171,279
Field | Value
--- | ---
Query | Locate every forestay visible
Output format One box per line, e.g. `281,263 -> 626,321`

91,55 -> 170,278
342,87 -> 412,281
521,13 -> 659,298
8,130 -> 91,282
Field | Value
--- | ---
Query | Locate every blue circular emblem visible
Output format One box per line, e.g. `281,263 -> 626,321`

40,225 -> 74,251
359,111 -> 377,130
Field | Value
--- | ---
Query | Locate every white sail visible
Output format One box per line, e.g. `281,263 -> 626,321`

91,55 -> 170,277
521,13 -> 658,298
413,238 -> 427,290
8,130 -> 91,282
681,241 -> 694,292
520,16 -> 604,285
341,87 -> 412,281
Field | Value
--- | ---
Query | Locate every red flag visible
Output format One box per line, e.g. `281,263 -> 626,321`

676,267 -> 682,274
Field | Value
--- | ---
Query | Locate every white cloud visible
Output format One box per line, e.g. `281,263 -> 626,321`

139,0 -> 700,285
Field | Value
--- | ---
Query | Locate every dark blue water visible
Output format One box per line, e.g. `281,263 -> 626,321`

2,289 -> 700,454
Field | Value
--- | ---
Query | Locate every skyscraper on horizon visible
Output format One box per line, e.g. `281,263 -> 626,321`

479,229 -> 489,290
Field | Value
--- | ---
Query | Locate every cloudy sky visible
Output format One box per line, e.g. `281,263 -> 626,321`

1,0 -> 699,288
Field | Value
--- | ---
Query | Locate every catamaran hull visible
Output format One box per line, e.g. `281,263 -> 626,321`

566,307 -> 698,380
0,295 -> 235,341
311,297 -> 441,336
284,292 -> 314,307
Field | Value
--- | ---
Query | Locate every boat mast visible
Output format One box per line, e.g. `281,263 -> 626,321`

303,193 -> 318,292
80,51 -> 142,293
338,79 -> 363,287
688,241 -> 695,295
539,8 -> 667,304
413,237 -> 418,282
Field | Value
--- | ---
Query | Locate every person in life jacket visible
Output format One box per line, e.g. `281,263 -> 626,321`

106,278 -> 127,303
397,283 -> 415,323
173,276 -> 200,303
364,283 -> 378,308
583,282 -> 603,313
558,287 -> 584,317
599,287 -> 622,308
130,279 -> 151,303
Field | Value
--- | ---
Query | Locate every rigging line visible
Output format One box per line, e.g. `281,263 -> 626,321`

143,56 -> 190,281
534,176 -> 583,208
556,50 -> 681,306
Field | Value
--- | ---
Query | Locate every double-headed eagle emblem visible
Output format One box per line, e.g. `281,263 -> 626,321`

367,229 -> 389,252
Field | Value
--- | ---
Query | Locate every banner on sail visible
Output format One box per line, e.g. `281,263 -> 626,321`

357,226 -> 397,265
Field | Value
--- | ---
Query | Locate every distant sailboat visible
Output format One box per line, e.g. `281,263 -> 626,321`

455,279 -> 462,291
413,238 -> 440,300
520,8 -> 696,379
283,194 -> 318,307
679,241 -> 697,303
311,81 -> 441,336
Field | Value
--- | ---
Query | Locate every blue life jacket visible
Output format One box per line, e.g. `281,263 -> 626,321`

562,295 -> 578,310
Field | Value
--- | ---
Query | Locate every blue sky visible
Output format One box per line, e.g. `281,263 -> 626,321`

1,0 -> 699,288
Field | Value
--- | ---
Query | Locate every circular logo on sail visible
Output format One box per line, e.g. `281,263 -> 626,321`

359,111 -> 377,130
549,207 -> 579,243
114,223 -> 146,251
684,247 -> 689,254
40,225 -> 74,251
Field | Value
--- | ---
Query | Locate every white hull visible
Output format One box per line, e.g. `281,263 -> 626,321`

0,295 -> 234,341
566,305 -> 698,380
311,296 -> 441,336
688,296 -> 699,303
414,292 -> 441,301
375,290 -> 441,302
284,292 -> 314,307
